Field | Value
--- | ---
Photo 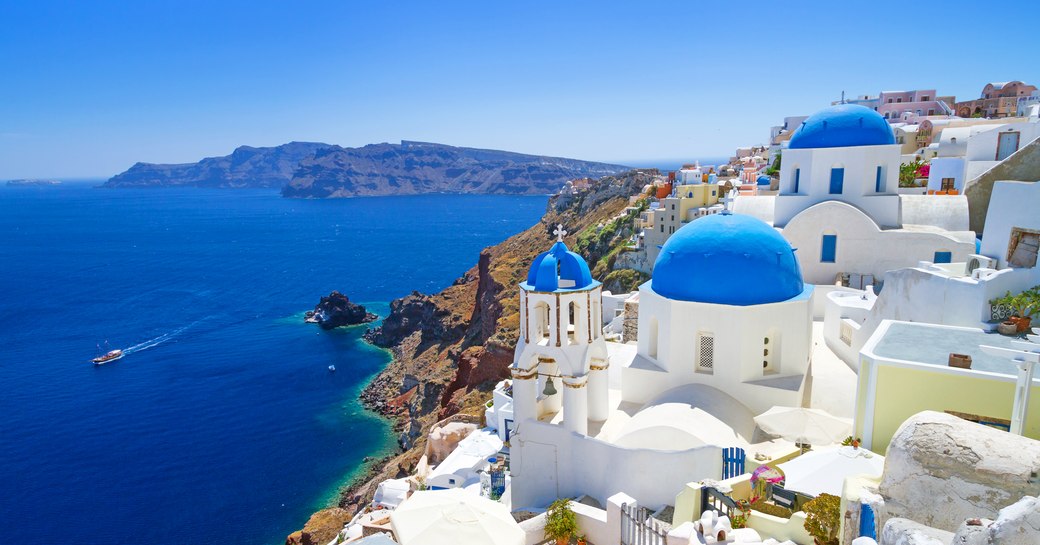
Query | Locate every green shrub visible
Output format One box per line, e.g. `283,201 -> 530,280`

749,500 -> 792,518
803,494 -> 841,545
544,499 -> 578,542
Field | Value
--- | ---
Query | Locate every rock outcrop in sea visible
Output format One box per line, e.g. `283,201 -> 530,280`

305,291 -> 377,330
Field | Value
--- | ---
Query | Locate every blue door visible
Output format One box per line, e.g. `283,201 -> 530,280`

860,503 -> 877,539
830,168 -> 845,194
722,447 -> 746,479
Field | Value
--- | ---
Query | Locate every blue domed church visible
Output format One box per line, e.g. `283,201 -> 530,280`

626,212 -> 815,414
740,103 -> 975,286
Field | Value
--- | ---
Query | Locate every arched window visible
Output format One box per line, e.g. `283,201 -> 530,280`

534,302 -> 551,344
567,301 -> 580,345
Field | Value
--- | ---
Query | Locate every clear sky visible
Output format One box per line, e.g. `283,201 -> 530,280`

1,1 -> 1036,178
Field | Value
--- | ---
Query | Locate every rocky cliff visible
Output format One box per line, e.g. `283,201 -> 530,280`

281,141 -> 630,198
103,142 -> 333,188
286,169 -> 656,543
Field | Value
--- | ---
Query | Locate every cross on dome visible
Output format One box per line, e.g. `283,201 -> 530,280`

553,224 -> 567,242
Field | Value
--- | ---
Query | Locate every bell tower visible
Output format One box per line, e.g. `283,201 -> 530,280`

511,225 -> 610,435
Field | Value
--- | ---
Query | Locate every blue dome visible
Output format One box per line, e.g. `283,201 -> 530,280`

788,104 -> 895,149
756,175 -> 771,186
524,241 -> 596,292
651,213 -> 805,305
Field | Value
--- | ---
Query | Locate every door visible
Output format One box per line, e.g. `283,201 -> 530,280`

521,441 -> 558,503
996,132 -> 1020,161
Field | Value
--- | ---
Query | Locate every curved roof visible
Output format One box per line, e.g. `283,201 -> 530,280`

612,384 -> 755,451
756,174 -> 772,186
651,213 -> 805,305
524,241 -> 596,292
788,104 -> 895,149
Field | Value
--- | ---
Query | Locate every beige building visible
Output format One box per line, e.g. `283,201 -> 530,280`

955,80 -> 1037,118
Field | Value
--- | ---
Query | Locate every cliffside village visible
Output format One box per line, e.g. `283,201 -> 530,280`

325,81 -> 1040,545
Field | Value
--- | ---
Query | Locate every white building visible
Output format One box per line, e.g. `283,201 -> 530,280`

823,180 -> 1040,369
926,114 -> 1040,193
506,215 -> 809,510
629,212 -> 814,414
735,104 -> 976,286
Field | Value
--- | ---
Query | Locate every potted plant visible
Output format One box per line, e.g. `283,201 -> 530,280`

544,499 -> 578,545
576,534 -> 588,545
803,493 -> 841,545
992,287 -> 1040,333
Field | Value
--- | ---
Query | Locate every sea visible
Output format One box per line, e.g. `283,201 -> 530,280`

0,182 -> 548,545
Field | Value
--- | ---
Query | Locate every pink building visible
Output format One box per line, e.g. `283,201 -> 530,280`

876,90 -> 955,122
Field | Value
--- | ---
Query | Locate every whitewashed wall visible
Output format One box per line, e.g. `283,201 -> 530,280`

782,201 -> 975,285
774,144 -> 901,228
509,420 -> 722,511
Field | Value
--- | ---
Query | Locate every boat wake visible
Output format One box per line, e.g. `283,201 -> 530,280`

122,319 -> 207,355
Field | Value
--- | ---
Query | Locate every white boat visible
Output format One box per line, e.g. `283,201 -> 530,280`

92,341 -> 124,366
328,365 -> 336,372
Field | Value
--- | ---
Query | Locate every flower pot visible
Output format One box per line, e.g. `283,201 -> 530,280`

1016,316 -> 1032,333
998,321 -> 1019,336
556,538 -> 568,545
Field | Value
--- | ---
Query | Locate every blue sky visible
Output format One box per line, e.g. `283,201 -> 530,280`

1,1 -> 1036,178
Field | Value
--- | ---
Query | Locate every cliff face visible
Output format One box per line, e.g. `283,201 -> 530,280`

282,141 -> 631,198
103,142 -> 333,188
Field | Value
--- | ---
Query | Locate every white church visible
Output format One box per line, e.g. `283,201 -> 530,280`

737,103 -> 977,287
503,215 -> 813,510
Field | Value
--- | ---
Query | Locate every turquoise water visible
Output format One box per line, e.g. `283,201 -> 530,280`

0,183 -> 547,544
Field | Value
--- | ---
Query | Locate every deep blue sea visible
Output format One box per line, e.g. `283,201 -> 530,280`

0,183 -> 547,545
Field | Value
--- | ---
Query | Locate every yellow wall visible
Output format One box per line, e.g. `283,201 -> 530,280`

864,362 -> 1040,452
674,183 -> 720,216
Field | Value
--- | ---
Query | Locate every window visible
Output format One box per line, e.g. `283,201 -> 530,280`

763,332 -> 778,374
996,132 -> 1021,161
534,302 -> 551,343
697,333 -> 714,374
660,224 -> 664,233
896,97 -> 902,103
1007,228 -> 1040,268
829,168 -> 844,194
941,177 -> 955,191
875,166 -> 884,193
821,234 -> 837,263
648,317 -> 659,359
922,95 -> 930,101
933,251 -> 952,264
792,168 -> 800,193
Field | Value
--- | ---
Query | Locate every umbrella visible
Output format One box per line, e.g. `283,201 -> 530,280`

754,406 -> 852,446
390,488 -> 524,545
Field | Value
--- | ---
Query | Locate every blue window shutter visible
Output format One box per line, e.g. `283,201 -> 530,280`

830,168 -> 844,194
821,235 -> 837,263
875,166 -> 884,193
934,251 -> 952,264
793,168 -> 800,193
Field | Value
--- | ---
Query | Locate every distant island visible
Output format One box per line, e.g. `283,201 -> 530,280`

7,179 -> 62,186
103,142 -> 333,189
102,140 -> 630,197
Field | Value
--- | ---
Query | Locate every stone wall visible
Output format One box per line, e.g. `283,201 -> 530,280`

623,298 -> 639,343
878,411 -> 1040,532
965,138 -> 1040,234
